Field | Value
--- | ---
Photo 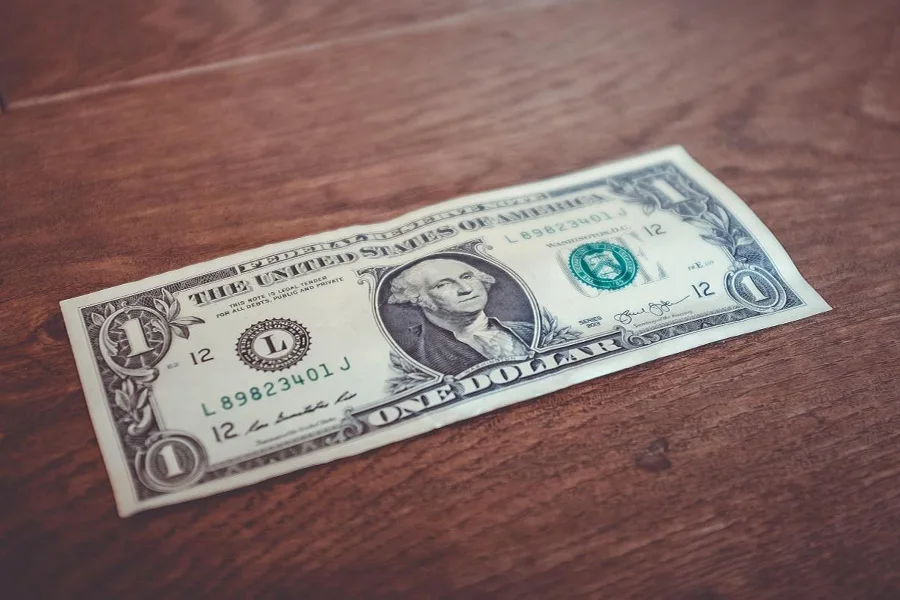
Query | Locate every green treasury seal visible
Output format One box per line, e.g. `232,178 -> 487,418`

568,242 -> 638,290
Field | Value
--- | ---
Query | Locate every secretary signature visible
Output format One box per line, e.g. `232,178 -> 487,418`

614,295 -> 691,325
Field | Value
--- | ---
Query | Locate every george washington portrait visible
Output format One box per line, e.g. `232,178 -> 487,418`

378,253 -> 536,375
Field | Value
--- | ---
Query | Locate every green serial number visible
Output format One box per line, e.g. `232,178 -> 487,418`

503,209 -> 628,243
202,357 -> 351,417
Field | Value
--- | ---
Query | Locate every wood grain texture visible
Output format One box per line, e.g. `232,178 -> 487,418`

0,0 -> 545,102
2,0 -> 900,598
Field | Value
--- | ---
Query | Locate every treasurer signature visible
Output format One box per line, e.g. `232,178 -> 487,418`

614,296 -> 690,326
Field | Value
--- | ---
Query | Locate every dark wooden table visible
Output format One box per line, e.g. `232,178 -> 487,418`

2,1 -> 900,598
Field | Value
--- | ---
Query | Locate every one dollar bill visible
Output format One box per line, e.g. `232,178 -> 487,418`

61,147 -> 829,516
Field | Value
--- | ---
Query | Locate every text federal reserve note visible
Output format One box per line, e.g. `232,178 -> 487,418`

61,147 -> 830,516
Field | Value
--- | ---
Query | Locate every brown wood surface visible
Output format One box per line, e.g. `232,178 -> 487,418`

2,0 -> 900,598
0,0 -> 512,101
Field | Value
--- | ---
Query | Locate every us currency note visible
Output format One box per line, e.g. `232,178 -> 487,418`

61,147 -> 829,516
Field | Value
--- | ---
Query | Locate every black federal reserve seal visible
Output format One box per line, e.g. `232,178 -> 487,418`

236,318 -> 311,371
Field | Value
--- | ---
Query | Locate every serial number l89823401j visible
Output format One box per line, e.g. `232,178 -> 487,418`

201,357 -> 351,417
